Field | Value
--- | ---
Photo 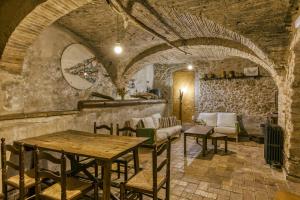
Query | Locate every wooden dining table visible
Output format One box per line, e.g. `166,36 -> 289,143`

16,129 -> 148,200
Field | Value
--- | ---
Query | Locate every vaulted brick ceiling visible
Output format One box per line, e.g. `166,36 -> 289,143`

57,0 -> 297,84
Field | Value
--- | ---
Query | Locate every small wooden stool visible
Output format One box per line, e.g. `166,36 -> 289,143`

211,133 -> 228,153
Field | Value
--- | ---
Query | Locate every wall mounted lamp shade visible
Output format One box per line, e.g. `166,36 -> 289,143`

180,87 -> 187,94
187,64 -> 193,70
114,42 -> 123,54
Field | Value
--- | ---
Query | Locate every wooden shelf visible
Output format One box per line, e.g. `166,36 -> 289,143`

200,75 -> 269,81
0,100 -> 167,121
0,110 -> 79,121
78,99 -> 167,110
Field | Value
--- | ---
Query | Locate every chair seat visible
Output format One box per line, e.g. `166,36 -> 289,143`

40,177 -> 93,200
78,157 -> 95,164
115,153 -> 133,163
7,169 -> 35,188
210,133 -> 227,139
125,170 -> 165,192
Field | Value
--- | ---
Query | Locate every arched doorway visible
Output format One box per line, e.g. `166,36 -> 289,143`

172,70 -> 195,123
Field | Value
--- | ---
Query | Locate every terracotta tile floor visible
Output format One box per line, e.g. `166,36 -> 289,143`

136,137 -> 300,200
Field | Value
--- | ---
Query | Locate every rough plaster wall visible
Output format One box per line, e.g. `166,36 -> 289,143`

0,103 -> 166,192
154,58 -> 277,134
0,24 -> 117,114
128,65 -> 154,95
0,70 -> 24,114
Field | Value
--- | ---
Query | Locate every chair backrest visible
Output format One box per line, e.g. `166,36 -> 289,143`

1,138 -> 26,197
152,138 -> 171,192
116,124 -> 137,136
94,122 -> 113,135
34,148 -> 66,200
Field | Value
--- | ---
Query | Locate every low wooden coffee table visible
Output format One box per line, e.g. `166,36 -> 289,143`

184,125 -> 214,156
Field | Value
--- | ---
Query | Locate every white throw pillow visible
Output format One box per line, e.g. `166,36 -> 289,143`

151,113 -> 162,129
197,113 -> 217,127
217,113 -> 237,127
142,117 -> 156,128
130,118 -> 142,128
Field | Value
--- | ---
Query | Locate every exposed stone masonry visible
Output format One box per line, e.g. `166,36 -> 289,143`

0,25 -> 116,114
1,0 -> 300,183
154,58 -> 277,134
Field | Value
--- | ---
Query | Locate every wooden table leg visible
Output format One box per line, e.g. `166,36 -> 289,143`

214,139 -> 217,153
184,134 -> 187,156
225,137 -> 228,153
133,148 -> 140,174
102,161 -> 112,200
202,136 -> 207,156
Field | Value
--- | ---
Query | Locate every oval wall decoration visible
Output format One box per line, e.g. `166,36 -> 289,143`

61,43 -> 99,90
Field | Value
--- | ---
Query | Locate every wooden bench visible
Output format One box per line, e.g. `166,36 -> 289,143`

210,133 -> 228,153
275,191 -> 300,200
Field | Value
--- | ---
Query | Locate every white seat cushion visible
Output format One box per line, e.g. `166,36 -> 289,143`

159,126 -> 181,137
151,113 -> 162,129
197,113 -> 217,127
156,129 -> 169,141
217,113 -> 237,127
214,126 -> 236,134
142,117 -> 156,128
130,118 -> 143,128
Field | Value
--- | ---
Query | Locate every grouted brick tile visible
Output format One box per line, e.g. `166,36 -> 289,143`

190,194 -> 204,200
230,192 -> 243,200
137,137 -> 300,200
242,189 -> 255,200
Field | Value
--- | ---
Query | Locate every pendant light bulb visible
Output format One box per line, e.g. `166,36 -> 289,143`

187,64 -> 193,70
114,42 -> 123,54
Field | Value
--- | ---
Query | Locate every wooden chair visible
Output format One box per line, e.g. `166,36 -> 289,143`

34,148 -> 98,200
120,138 -> 171,200
115,124 -> 137,181
94,122 -> 113,135
1,138 -> 35,200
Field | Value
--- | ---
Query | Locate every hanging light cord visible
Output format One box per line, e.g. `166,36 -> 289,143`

116,14 -> 120,43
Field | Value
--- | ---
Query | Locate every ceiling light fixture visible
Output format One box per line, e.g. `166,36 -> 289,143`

187,64 -> 193,70
114,14 -> 123,55
114,42 -> 123,54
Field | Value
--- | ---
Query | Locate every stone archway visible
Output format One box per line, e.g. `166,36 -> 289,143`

121,42 -> 281,88
0,0 -> 93,74
281,28 -> 300,180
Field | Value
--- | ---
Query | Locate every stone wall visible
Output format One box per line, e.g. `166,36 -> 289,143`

0,24 -> 116,114
0,23 -> 168,192
281,29 -> 300,180
197,59 -> 277,135
0,103 -> 166,192
154,58 -> 277,134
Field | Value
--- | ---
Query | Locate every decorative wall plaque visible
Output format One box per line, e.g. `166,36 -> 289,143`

61,44 -> 100,90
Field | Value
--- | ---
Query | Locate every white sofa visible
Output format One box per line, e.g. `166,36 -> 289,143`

131,113 -> 182,145
196,112 -> 239,142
